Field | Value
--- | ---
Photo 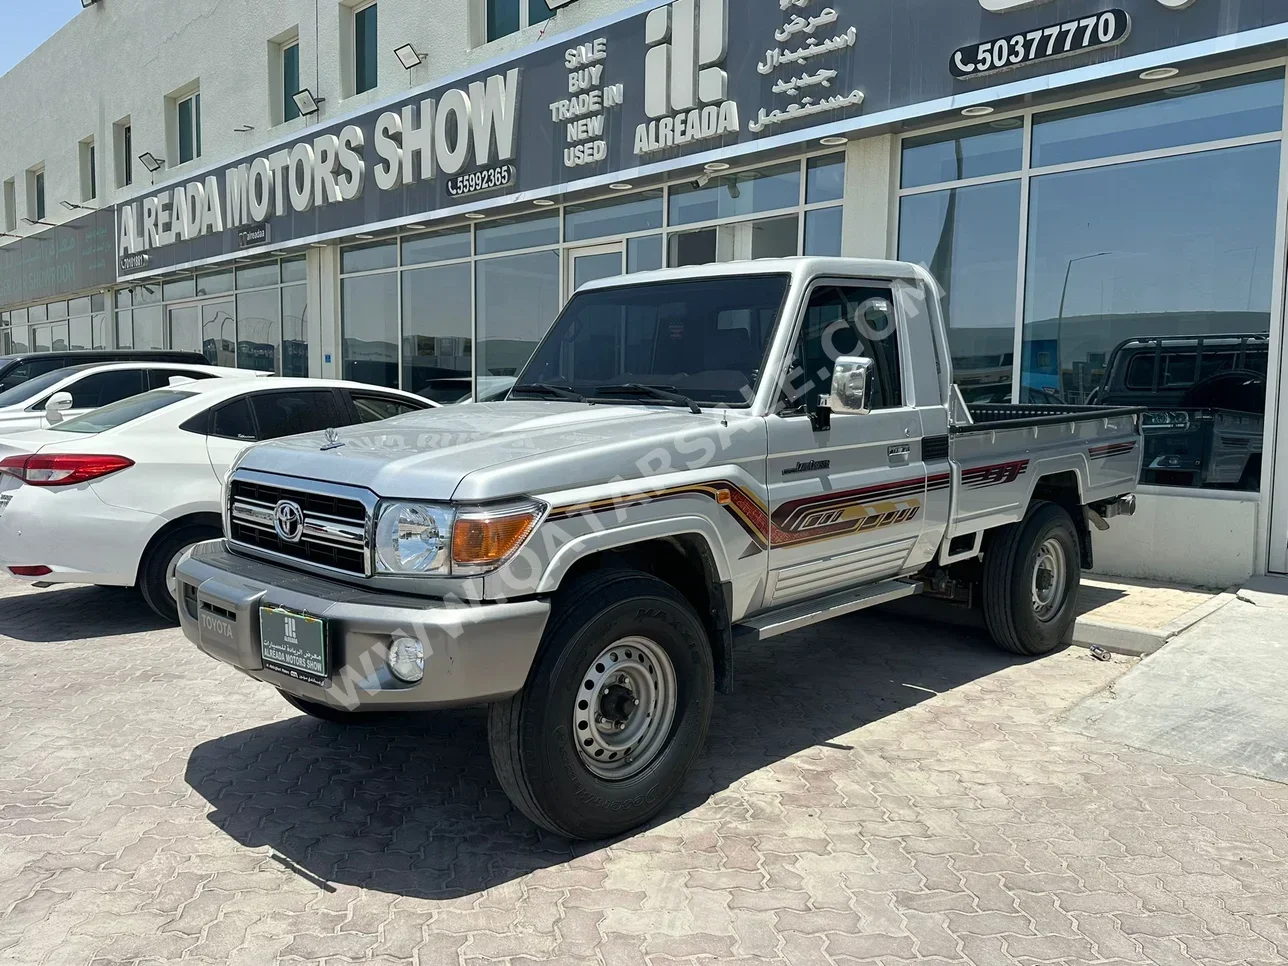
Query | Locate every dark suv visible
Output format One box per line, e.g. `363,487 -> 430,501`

0,350 -> 210,393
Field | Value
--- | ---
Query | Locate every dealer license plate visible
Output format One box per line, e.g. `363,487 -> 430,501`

260,607 -> 328,684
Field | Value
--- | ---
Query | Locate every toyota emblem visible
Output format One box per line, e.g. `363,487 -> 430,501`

273,501 -> 305,543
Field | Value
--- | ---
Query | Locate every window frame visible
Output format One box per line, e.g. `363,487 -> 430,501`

352,1 -> 379,96
484,0 -> 556,45
177,90 -> 202,165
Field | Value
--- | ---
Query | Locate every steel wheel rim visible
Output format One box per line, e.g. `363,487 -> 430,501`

1032,537 -> 1067,621
572,636 -> 677,781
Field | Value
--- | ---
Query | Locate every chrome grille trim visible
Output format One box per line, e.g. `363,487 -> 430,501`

225,470 -> 376,578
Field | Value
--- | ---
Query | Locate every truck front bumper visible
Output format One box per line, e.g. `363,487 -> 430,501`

175,541 -> 551,712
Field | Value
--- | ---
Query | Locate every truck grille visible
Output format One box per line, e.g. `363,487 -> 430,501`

228,478 -> 369,576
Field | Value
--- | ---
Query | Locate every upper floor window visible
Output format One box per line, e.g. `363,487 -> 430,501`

354,2 -> 378,95
487,0 -> 555,42
80,138 -> 97,202
282,40 -> 302,121
178,91 -> 202,164
115,120 -> 133,188
27,167 -> 45,222
3,179 -> 16,231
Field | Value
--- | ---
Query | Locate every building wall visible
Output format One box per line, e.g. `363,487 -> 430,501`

0,0 -> 632,234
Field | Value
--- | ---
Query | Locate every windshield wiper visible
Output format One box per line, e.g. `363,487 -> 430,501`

511,383 -> 588,403
594,383 -> 702,414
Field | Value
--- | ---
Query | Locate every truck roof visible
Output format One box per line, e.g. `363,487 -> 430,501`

576,257 -> 931,293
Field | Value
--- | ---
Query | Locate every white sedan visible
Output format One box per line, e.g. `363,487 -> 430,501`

0,360 -> 262,434
0,377 -> 434,622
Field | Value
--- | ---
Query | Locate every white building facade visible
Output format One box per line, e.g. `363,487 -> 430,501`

2,0 -> 1288,588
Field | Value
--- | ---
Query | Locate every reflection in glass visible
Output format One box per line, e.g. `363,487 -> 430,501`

69,317 -> 91,350
668,214 -> 799,266
342,242 -> 397,274
50,323 -> 68,352
163,276 -> 196,302
281,284 -> 309,377
281,257 -> 307,283
9,324 -> 29,353
477,250 -> 560,378
115,312 -> 133,349
573,251 -> 623,291
167,305 -> 201,353
899,180 -> 1022,404
237,290 -> 279,372
804,207 -> 843,257
69,297 -> 91,317
669,161 -> 801,226
134,306 -> 164,349
806,154 -> 845,205
1023,143 -> 1279,491
342,273 -> 399,388
91,313 -> 111,350
476,211 -> 560,255
197,269 -> 234,297
48,301 -> 68,321
901,122 -> 1024,189
565,191 -> 664,242
1032,70 -> 1284,168
237,261 -> 281,290
402,262 -> 472,398
202,300 -> 237,368
627,235 -> 663,274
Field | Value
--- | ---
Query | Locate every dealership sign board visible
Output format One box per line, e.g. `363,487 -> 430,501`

77,0 -> 1288,279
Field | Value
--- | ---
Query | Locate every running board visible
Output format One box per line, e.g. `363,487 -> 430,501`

735,578 -> 923,641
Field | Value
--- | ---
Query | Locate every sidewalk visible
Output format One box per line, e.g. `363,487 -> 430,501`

1073,575 -> 1235,657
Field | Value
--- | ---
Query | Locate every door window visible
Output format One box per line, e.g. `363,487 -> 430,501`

250,390 -> 348,440
61,369 -> 147,409
349,393 -> 425,423
785,285 -> 903,411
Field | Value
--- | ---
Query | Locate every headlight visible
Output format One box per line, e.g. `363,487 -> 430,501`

375,503 -> 453,574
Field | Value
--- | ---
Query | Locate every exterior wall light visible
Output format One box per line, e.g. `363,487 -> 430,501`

394,44 -> 424,70
292,89 -> 324,117
139,152 -> 164,173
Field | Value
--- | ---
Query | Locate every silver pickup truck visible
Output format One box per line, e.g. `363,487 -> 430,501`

177,257 -> 1142,840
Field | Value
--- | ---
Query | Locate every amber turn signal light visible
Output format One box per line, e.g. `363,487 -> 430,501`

451,502 -> 544,571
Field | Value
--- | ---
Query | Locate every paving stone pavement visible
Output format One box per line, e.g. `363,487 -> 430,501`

2,578 -> 1287,966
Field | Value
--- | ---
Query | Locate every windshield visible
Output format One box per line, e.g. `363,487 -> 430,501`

514,275 -> 790,407
0,367 -> 78,409
55,390 -> 195,434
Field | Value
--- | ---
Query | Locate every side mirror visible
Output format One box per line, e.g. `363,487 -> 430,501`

830,356 -> 875,416
45,391 -> 74,424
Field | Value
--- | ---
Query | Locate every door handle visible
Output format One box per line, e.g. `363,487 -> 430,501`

887,443 -> 912,465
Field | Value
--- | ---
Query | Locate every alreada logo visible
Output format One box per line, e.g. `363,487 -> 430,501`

635,0 -> 741,156
980,0 -> 1194,9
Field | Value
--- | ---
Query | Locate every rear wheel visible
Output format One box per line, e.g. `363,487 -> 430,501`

138,525 -> 221,623
981,501 -> 1081,656
488,570 -> 714,840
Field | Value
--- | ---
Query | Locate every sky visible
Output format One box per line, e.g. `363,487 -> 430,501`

0,0 -> 85,77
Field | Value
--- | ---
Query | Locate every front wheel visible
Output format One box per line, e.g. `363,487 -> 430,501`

138,525 -> 221,623
981,501 -> 1081,656
488,570 -> 714,840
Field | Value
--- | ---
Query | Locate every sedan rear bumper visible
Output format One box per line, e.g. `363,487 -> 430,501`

175,541 -> 550,712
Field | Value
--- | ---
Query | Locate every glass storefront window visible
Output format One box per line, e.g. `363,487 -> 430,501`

134,283 -> 161,306
669,214 -> 799,267
804,207 -> 843,257
477,250 -> 559,378
197,269 -> 234,297
115,312 -> 133,348
47,301 -> 68,321
565,191 -> 664,242
9,323 -> 29,353
901,122 -> 1024,190
281,284 -> 309,377
1033,70 -> 1284,168
627,235 -> 664,274
168,305 -> 201,353
237,261 -> 280,289
28,304 -> 47,323
281,257 -> 307,283
342,240 -> 398,274
237,290 -> 280,372
33,326 -> 50,351
1022,142 -> 1279,490
51,323 -> 68,351
342,273 -> 399,387
115,289 -> 132,309
134,305 -> 164,349
669,161 -> 801,226
91,313 -> 110,350
899,181 -> 1023,404
202,301 -> 237,367
69,316 -> 91,350
163,276 -> 196,302
402,226 -> 471,266
69,297 -> 91,317
806,154 -> 845,205
476,211 -> 560,255
402,261 -> 472,399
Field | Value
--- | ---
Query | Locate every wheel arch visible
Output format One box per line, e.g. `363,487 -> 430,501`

1029,471 -> 1093,570
135,511 -> 224,585
550,534 -> 736,695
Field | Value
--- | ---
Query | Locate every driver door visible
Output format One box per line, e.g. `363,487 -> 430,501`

764,281 -> 927,606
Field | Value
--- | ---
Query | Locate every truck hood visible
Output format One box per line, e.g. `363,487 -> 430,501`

236,401 -> 761,501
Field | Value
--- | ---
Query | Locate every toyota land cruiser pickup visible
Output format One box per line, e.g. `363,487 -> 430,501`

177,257 -> 1142,840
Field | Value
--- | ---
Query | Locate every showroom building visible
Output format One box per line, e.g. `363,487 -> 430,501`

1,0 -> 1287,587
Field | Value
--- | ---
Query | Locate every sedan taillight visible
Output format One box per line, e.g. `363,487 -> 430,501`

0,454 -> 135,487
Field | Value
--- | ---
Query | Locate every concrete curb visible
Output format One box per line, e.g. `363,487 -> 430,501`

1071,590 -> 1238,657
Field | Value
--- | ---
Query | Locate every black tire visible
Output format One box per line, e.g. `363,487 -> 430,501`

138,525 -> 221,623
981,501 -> 1081,656
278,690 -> 372,724
488,570 -> 714,841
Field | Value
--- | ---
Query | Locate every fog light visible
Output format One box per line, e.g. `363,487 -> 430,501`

388,637 -> 425,683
